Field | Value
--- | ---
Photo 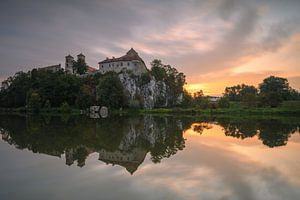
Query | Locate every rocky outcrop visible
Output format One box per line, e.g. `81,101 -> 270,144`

118,72 -> 181,109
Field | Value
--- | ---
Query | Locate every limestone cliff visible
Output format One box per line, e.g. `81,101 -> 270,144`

118,71 -> 182,109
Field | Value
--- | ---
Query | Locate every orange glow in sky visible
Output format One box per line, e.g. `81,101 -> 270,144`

183,34 -> 300,95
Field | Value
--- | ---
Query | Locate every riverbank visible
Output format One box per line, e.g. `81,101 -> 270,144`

137,107 -> 300,116
0,107 -> 81,115
1,106 -> 300,116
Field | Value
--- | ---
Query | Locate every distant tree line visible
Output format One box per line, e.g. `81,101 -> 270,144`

223,76 -> 300,107
181,76 -> 300,109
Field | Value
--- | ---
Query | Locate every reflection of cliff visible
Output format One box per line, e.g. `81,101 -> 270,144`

0,115 -> 190,174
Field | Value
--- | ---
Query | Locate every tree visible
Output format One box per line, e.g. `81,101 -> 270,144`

96,73 -> 128,108
27,91 -> 41,112
193,90 -> 210,109
218,97 -> 230,108
150,59 -> 166,81
140,72 -> 151,85
73,59 -> 87,75
150,59 -> 186,107
60,102 -> 71,113
241,93 -> 257,107
240,85 -> 258,107
44,99 -> 51,109
224,84 -> 257,101
193,90 -> 204,99
224,85 -> 241,101
286,88 -> 300,100
181,90 -> 193,108
259,76 -> 290,107
76,84 -> 95,109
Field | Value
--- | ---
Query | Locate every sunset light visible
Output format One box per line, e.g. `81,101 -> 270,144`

0,1 -> 300,199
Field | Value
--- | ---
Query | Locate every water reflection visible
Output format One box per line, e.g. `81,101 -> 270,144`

193,117 -> 299,148
0,115 -> 299,174
0,115 -> 191,174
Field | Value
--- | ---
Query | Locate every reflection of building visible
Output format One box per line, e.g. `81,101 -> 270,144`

98,48 -> 148,75
65,146 -> 94,168
98,148 -> 147,174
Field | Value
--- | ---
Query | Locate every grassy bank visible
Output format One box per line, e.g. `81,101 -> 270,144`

137,101 -> 300,116
138,107 -> 300,116
0,107 -> 81,115
1,102 -> 300,117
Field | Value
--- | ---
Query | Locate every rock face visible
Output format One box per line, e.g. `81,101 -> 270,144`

118,72 -> 181,109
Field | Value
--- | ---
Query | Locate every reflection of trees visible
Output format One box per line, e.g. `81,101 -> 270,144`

1,115 -> 298,173
219,119 -> 258,139
146,117 -> 187,163
258,119 -> 298,148
192,123 -> 213,135
216,117 -> 299,147
0,114 -> 192,173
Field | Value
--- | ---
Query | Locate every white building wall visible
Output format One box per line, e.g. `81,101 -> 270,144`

99,60 -> 147,75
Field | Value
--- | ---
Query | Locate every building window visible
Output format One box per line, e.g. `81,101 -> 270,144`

127,62 -> 130,66
121,62 -> 123,66
134,63 -> 137,66
109,64 -> 111,67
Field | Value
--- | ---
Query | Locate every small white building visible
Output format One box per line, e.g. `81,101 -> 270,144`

38,64 -> 62,73
98,48 -> 148,75
208,96 -> 221,102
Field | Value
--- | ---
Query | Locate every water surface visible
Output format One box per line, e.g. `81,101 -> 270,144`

0,114 -> 299,200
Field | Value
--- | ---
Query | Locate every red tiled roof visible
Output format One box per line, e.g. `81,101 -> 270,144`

87,66 -> 97,72
98,48 -> 145,65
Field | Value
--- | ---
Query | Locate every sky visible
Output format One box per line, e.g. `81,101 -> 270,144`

0,0 -> 300,95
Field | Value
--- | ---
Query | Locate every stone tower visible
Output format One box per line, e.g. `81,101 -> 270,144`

65,55 -> 74,74
77,53 -> 85,63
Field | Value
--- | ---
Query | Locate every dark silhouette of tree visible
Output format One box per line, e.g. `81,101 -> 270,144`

96,72 -> 128,108
259,76 -> 290,107
73,59 -> 87,75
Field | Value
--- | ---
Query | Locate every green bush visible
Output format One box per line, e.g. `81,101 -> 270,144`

96,73 -> 128,108
27,92 -> 41,112
44,100 -> 51,109
281,101 -> 300,109
61,102 -> 71,113
218,97 -> 230,108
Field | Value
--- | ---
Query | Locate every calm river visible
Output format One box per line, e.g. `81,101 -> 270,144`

0,114 -> 299,200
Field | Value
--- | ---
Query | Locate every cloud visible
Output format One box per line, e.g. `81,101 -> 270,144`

0,0 -> 299,94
